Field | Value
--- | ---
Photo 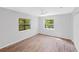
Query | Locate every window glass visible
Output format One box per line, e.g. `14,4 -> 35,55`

45,19 -> 54,29
19,18 -> 31,31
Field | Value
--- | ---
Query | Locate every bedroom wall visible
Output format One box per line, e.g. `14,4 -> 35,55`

39,13 -> 73,40
0,8 -> 39,48
73,8 -> 79,51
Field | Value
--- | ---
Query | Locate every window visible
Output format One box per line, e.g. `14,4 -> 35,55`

19,18 -> 30,31
45,19 -> 54,29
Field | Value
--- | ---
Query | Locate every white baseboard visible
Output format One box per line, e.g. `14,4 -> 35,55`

0,33 -> 38,49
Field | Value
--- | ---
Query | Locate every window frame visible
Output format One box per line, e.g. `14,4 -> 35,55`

19,18 -> 31,31
45,19 -> 54,30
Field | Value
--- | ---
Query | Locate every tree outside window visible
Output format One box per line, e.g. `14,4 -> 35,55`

45,19 -> 54,29
19,18 -> 30,31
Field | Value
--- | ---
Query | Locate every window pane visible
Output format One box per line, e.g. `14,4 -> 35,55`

19,25 -> 24,31
19,18 -> 25,25
24,19 -> 30,25
45,19 -> 54,28
25,25 -> 30,30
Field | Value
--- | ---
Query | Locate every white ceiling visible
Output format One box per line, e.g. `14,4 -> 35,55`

6,7 -> 75,16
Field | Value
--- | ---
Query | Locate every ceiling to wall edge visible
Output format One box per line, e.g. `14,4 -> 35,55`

3,7 -> 78,17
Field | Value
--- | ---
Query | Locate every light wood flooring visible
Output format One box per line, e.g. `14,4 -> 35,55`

0,34 -> 77,52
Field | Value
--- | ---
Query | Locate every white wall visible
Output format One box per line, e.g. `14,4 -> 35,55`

0,8 -> 39,48
39,13 -> 73,40
73,8 -> 79,51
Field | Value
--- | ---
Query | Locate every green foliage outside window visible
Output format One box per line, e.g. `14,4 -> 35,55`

19,18 -> 30,31
45,19 -> 54,29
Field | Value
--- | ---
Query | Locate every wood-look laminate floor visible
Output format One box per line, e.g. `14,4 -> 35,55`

0,34 -> 77,52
